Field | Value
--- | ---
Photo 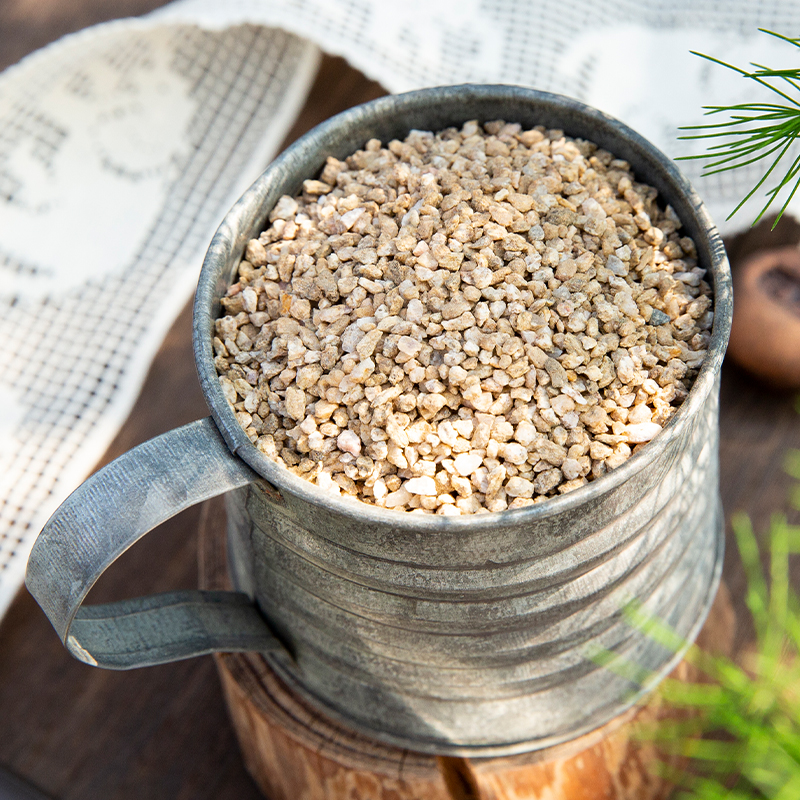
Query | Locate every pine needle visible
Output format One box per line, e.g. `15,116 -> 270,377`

677,29 -> 800,229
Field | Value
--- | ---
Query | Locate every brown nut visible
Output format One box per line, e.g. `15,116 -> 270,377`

727,245 -> 800,388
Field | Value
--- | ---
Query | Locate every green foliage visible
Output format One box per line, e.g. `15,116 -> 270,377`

676,29 -> 800,229
627,450 -> 800,798
619,32 -> 800,791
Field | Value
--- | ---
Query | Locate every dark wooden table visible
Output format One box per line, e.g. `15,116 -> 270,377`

1,4 -> 798,799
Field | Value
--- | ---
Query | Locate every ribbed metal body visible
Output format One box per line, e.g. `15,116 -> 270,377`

27,86 -> 730,757
200,86 -> 732,755
224,382 -> 721,754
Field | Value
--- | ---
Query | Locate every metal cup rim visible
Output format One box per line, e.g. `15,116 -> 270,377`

193,83 -> 732,532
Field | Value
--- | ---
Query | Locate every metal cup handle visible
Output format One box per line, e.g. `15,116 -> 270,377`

26,417 -> 285,669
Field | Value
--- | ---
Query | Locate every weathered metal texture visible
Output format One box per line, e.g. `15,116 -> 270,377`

27,85 -> 732,758
26,419 -> 286,668
223,385 -> 722,755
200,87 -> 731,755
196,85 -> 731,755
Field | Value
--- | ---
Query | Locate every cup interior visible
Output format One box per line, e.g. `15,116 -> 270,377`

192,84 -> 732,530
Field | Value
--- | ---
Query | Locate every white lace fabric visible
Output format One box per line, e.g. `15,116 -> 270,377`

1,0 -> 797,616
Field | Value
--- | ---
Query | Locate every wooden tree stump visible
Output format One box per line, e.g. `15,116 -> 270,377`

198,497 -> 735,800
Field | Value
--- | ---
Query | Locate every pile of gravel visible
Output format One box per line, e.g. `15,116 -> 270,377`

213,120 -> 712,514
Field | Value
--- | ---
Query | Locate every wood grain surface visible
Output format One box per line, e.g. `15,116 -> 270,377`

1,4 -> 799,799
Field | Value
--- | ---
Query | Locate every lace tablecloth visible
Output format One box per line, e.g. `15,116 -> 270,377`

1,0 -> 798,615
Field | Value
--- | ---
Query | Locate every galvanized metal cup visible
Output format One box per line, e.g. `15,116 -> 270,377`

27,85 -> 732,757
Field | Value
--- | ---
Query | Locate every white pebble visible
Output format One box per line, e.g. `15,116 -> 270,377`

397,336 -> 422,356
438,504 -> 462,516
271,195 -> 299,220
316,305 -> 349,324
561,458 -> 582,481
337,429 -> 362,455
614,291 -> 639,318
454,453 -> 483,476
448,365 -> 468,385
405,476 -> 437,495
316,472 -> 340,494
606,255 -> 628,277
241,287 -> 258,313
219,376 -> 237,405
551,394 -> 576,417
477,267 -> 498,289
244,391 -> 259,414
472,392 -> 493,413
384,487 -> 413,508
299,415 -> 317,435
500,442 -> 528,465
406,298 -> 425,323
453,419 -> 474,439
627,404 -> 653,425
561,411 -> 580,430
624,422 -> 662,443
350,358 -> 375,382
285,386 -> 306,421
616,356 -> 636,384
514,421 -> 538,447
642,379 -> 660,395
340,324 -> 365,353
505,476 -> 535,498
457,495 -> 483,514
340,207 -> 365,230
581,197 -> 607,219
462,383 -> 482,403
438,421 -> 458,447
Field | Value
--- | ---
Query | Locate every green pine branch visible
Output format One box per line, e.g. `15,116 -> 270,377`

677,29 -> 800,230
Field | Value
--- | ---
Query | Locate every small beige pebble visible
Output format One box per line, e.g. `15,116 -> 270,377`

500,442 -> 528,465
398,336 -> 423,356
627,404 -> 653,425
373,478 -> 388,502
385,487 -> 413,508
454,453 -> 483,476
514,422 -> 539,447
245,239 -> 268,266
241,287 -> 258,313
624,422 -> 663,443
505,476 -> 535,498
561,458 -> 583,481
216,119 -> 711,513
337,429 -> 362,455
551,395 -> 575,417
438,504 -> 462,516
405,476 -> 438,496
284,386 -> 306,421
